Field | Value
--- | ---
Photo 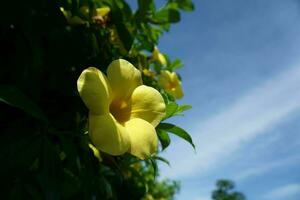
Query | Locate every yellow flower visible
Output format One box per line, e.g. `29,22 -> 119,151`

158,70 -> 184,99
77,59 -> 165,159
152,46 -> 167,66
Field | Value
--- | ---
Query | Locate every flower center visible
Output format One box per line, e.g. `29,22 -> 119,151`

109,99 -> 131,123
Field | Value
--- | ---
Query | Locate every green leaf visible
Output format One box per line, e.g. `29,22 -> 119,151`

110,0 -> 134,51
164,102 -> 178,119
153,8 -> 181,23
175,104 -> 192,115
150,158 -> 158,178
175,0 -> 195,11
157,123 -> 195,149
0,85 -> 48,123
167,0 -> 195,11
168,59 -> 183,70
157,129 -> 171,150
136,0 -> 155,20
115,22 -> 133,51
152,155 -> 170,166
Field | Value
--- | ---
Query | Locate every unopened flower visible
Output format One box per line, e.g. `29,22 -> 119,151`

152,46 -> 167,66
77,59 -> 165,159
60,7 -> 86,26
96,7 -> 111,17
93,6 -> 111,25
158,70 -> 184,99
142,69 -> 155,78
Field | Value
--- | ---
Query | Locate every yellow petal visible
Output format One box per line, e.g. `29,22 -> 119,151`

88,143 -> 102,162
158,70 -> 172,89
152,46 -> 167,66
158,70 -> 184,99
173,84 -> 184,99
96,7 -> 111,17
89,113 -> 130,155
77,67 -> 111,115
125,118 -> 158,159
130,85 -> 165,127
107,59 -> 142,100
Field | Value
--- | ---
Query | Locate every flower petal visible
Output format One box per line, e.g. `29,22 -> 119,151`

125,118 -> 158,159
173,84 -> 184,99
158,70 -> 172,89
107,59 -> 142,100
89,113 -> 130,155
77,67 -> 111,115
130,85 -> 165,127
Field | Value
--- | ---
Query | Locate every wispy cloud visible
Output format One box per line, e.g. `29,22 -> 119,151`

161,65 -> 300,179
234,155 -> 300,181
263,184 -> 300,199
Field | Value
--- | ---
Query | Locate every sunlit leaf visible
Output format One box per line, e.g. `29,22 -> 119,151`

153,8 -> 181,24
157,123 -> 195,149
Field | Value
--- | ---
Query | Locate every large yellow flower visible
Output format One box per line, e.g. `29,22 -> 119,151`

158,70 -> 184,99
77,59 -> 165,159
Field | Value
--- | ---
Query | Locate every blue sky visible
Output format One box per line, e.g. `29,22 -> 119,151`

157,0 -> 300,199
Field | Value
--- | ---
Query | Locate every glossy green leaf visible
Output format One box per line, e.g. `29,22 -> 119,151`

157,129 -> 171,150
164,102 -> 178,119
167,0 -> 195,11
136,0 -> 155,20
153,8 -> 181,23
157,123 -> 195,149
168,59 -> 183,70
152,155 -> 170,166
175,104 -> 192,115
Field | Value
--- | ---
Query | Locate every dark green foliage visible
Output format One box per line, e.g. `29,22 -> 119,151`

0,0 -> 194,199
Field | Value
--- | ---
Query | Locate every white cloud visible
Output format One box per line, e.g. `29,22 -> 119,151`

161,65 -> 300,179
234,155 -> 300,181
263,184 -> 300,199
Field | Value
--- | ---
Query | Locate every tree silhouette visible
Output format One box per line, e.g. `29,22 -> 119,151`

212,179 -> 246,200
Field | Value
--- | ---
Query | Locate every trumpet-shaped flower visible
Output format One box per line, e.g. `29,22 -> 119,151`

152,46 -> 167,66
158,70 -> 184,99
77,59 -> 165,159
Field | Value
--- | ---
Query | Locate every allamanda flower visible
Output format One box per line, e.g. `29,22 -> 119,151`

158,70 -> 184,99
77,59 -> 165,159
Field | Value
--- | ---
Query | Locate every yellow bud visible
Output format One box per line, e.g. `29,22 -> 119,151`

96,7 -> 111,17
152,46 -> 167,66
